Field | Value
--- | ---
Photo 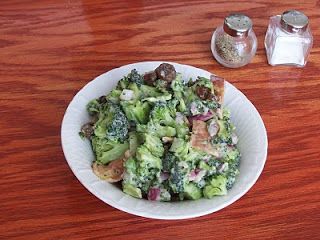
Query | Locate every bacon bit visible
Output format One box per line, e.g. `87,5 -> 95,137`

210,75 -> 225,104
190,120 -> 218,155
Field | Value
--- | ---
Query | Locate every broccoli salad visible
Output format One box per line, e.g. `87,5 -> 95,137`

80,63 -> 240,201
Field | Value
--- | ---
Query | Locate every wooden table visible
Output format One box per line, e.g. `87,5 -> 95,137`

1,0 -> 319,239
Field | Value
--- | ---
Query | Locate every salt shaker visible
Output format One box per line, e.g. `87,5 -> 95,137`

264,10 -> 313,67
211,13 -> 257,68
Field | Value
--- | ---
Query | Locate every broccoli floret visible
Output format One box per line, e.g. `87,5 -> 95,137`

87,99 -> 101,116
135,167 -> 160,194
105,107 -> 129,143
121,100 -> 151,124
169,138 -> 189,158
93,101 -> 129,143
169,164 -> 187,193
140,84 -> 162,98
117,76 -> 130,90
137,119 -> 176,138
207,157 -> 222,168
142,94 -> 172,102
91,137 -> 129,164
203,175 -> 227,198
170,73 -> 184,92
106,89 -> 122,103
167,99 -> 178,116
183,88 -> 199,106
193,77 -> 213,90
225,147 -> 241,164
136,145 -> 162,169
143,133 -> 164,158
151,102 -> 176,127
226,170 -> 238,190
183,148 -> 204,167
189,99 -> 209,116
203,100 -> 219,110
176,122 -> 189,139
124,156 -> 137,174
184,183 -> 202,200
128,69 -> 144,87
211,119 -> 234,144
123,183 -> 142,199
162,152 -> 176,172
154,79 -> 168,92
224,150 -> 240,190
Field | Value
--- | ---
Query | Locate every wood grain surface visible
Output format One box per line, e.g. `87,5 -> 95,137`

1,0 -> 319,239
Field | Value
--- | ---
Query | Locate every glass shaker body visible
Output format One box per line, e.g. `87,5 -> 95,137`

264,15 -> 313,67
211,26 -> 257,68
211,14 -> 257,68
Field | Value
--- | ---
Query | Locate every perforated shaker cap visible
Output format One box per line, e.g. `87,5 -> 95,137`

223,13 -> 253,37
280,10 -> 309,33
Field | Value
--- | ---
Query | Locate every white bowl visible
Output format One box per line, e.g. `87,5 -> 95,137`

61,61 -> 268,220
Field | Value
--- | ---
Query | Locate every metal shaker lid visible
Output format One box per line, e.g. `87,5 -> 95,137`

280,10 -> 309,33
223,13 -> 252,37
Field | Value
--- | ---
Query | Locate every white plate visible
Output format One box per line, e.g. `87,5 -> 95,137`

61,61 -> 268,220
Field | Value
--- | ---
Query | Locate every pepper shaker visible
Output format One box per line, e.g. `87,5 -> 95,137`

264,10 -> 313,67
211,13 -> 257,68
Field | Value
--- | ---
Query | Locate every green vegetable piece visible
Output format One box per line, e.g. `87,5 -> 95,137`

225,147 -> 241,163
193,77 -> 213,90
121,101 -> 151,124
169,165 -> 187,193
151,102 -> 176,127
128,69 -> 144,87
87,99 -> 100,116
98,142 -> 128,163
199,161 -> 211,171
106,89 -> 122,103
137,120 -> 176,138
217,119 -> 233,143
117,76 -> 130,90
143,133 -> 164,158
93,102 -> 129,142
140,84 -> 162,98
170,73 -> 184,92
128,82 -> 140,100
183,88 -> 199,106
170,138 -> 189,158
162,152 -> 176,172
142,94 -> 172,103
203,175 -> 227,198
124,156 -> 137,174
92,137 -> 129,164
183,149 -> 203,164
136,145 -> 162,169
154,79 -> 168,92
123,183 -> 142,198
176,123 -> 189,139
177,97 -> 186,112
184,183 -> 202,200
129,132 -> 139,155
159,189 -> 171,201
